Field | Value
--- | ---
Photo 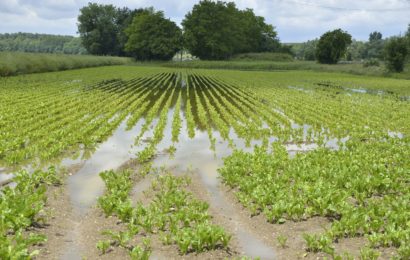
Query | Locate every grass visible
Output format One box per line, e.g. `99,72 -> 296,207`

231,52 -> 294,62
0,52 -> 133,76
163,60 -> 410,79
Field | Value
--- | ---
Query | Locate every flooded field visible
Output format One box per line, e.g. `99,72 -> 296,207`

0,66 -> 409,259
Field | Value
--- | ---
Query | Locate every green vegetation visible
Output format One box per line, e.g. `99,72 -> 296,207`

77,1 -> 286,61
78,3 -> 140,56
316,29 -> 352,64
0,33 -> 86,54
182,0 -> 280,60
1,65 -> 409,258
125,10 -> 182,60
164,60 -> 410,79
231,52 -> 293,62
97,169 -> 231,256
384,37 -> 409,72
294,31 -> 387,63
0,66 -> 165,166
0,167 -> 60,259
0,52 -> 132,76
1,66 -> 409,167
219,140 -> 409,258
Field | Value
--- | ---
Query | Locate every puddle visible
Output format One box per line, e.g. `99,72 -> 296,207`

388,130 -> 404,139
0,171 -> 13,186
151,112 -> 276,259
288,85 -> 311,93
67,117 -> 145,215
348,88 -> 367,94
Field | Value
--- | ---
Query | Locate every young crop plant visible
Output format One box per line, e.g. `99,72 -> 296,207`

97,167 -> 231,256
219,136 -> 410,258
134,73 -> 175,146
184,75 -> 196,139
190,75 -> 216,152
0,167 -> 60,259
137,78 -> 178,163
171,89 -> 182,143
276,234 -> 288,248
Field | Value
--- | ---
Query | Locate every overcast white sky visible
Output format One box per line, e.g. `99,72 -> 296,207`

0,0 -> 409,42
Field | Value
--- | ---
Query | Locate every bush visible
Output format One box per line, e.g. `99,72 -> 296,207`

384,37 -> 408,72
231,52 -> 293,62
363,59 -> 380,67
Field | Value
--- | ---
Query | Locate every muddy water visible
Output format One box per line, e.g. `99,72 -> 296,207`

58,99 -> 347,259
151,112 -> 276,259
67,117 -> 148,215
61,118 -> 150,260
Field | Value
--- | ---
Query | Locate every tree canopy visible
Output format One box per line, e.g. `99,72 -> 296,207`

182,0 -> 280,60
316,29 -> 352,64
124,10 -> 182,60
384,36 -> 408,72
361,31 -> 385,60
77,3 -> 143,56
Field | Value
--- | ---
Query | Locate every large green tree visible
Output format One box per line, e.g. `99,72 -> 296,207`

406,24 -> 410,52
77,3 -> 140,56
316,29 -> 352,64
125,10 -> 182,60
182,0 -> 279,60
78,3 -> 118,55
384,36 -> 408,72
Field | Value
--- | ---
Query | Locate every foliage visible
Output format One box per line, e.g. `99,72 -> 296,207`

346,40 -> 366,61
0,167 -> 60,259
362,59 -> 380,67
231,52 -> 293,62
77,3 -> 144,56
2,66 -> 409,168
361,31 -> 385,60
384,36 -> 409,72
77,3 -> 119,55
182,0 -> 279,60
2,64 -> 410,258
97,170 -> 231,255
293,40 -> 318,61
218,138 -> 410,258
276,234 -> 288,248
316,29 -> 352,64
125,10 -> 182,60
0,33 -> 87,54
0,52 -> 132,76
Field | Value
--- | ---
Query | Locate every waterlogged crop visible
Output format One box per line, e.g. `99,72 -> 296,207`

3,65 -> 410,258
97,169 -> 231,256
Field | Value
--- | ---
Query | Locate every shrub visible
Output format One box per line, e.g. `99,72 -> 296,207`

384,37 -> 408,72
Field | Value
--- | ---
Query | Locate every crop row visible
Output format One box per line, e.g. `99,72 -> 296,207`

97,168 -> 231,258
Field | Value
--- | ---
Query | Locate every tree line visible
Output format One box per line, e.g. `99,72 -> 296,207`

294,25 -> 410,72
0,33 -> 87,54
77,1 -> 409,72
77,1 -> 285,61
